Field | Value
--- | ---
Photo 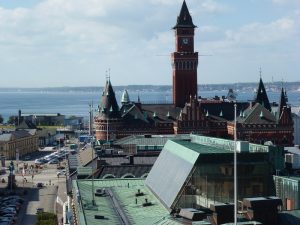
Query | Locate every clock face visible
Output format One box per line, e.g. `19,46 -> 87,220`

182,38 -> 189,44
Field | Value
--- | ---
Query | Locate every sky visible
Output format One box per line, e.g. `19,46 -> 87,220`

0,0 -> 299,87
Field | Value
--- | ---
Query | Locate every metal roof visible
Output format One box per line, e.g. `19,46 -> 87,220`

74,179 -> 171,225
146,140 -> 200,209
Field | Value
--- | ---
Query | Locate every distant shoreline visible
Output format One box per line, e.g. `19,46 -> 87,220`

0,81 -> 300,93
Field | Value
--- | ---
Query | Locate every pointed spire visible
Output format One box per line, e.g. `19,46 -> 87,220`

219,110 -> 223,117
173,0 -> 196,29
206,110 -> 209,117
137,94 -> 141,103
277,86 -> 288,119
153,112 -> 157,118
99,76 -> 120,119
254,75 -> 271,111
239,111 -> 243,117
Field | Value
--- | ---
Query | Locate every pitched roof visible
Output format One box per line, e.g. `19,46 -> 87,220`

254,78 -> 271,111
237,103 -> 276,124
0,130 -> 33,142
173,0 -> 196,29
16,120 -> 37,129
98,79 -> 120,119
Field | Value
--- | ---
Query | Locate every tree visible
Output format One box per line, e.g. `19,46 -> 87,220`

7,115 -> 17,125
0,115 -> 3,124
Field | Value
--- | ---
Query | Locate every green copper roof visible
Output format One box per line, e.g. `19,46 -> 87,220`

74,179 -> 170,225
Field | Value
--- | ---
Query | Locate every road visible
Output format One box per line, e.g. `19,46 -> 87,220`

0,155 -> 68,225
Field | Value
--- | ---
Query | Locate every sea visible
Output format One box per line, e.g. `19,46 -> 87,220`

0,89 -> 299,122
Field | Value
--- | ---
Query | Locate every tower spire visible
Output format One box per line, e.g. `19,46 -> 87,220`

255,77 -> 271,111
173,0 -> 196,29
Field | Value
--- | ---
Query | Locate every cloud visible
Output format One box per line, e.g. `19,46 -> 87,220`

271,0 -> 300,5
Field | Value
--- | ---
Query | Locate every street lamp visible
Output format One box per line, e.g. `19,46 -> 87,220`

91,137 -> 96,206
234,104 -> 237,225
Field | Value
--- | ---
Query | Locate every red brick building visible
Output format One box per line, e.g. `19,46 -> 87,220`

94,1 -> 293,147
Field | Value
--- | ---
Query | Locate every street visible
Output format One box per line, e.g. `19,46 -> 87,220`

0,154 -> 67,225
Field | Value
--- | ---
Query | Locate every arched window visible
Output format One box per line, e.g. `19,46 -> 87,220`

102,174 -> 116,179
121,173 -> 135,178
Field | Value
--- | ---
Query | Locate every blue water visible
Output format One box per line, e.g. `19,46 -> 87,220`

0,90 -> 299,121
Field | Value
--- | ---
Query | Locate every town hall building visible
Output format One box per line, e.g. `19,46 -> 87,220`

94,0 -> 293,147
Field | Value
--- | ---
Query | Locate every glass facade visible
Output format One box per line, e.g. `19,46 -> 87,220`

175,155 -> 274,209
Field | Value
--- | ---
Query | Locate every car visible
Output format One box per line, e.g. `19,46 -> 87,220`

24,156 -> 31,160
48,159 -> 59,164
56,170 -> 66,176
36,183 -> 43,188
36,208 -> 44,214
57,165 -> 65,170
34,159 -> 44,165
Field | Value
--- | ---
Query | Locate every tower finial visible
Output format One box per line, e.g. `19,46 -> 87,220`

259,67 -> 262,79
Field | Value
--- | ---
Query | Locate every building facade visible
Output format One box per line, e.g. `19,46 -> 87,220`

94,0 -> 294,147
0,130 -> 39,159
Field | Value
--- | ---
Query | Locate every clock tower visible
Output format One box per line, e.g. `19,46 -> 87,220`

172,0 -> 198,108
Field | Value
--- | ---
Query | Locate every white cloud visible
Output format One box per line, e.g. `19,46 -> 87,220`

271,0 -> 300,5
198,0 -> 232,14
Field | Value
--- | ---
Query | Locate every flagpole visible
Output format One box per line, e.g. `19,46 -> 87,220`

234,103 -> 237,225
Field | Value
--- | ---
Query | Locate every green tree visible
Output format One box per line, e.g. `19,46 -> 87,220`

0,114 -> 3,124
7,115 -> 17,125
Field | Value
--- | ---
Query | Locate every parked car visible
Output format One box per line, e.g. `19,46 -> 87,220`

48,159 -> 59,164
34,159 -> 44,165
36,183 -> 43,188
24,156 -> 31,160
56,170 -> 66,176
36,208 -> 44,214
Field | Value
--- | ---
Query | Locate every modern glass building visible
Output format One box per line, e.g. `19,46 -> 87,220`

146,134 -> 284,210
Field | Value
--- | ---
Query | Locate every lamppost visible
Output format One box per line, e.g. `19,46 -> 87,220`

234,104 -> 237,225
91,137 -> 96,206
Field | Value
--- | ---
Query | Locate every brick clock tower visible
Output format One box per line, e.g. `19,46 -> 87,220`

172,0 -> 198,108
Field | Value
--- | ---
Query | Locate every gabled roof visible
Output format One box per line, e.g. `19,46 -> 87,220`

141,104 -> 181,122
237,103 -> 276,124
0,130 -> 33,142
16,120 -> 37,129
121,104 -> 149,123
254,78 -> 271,111
98,79 -> 120,119
173,0 -> 196,29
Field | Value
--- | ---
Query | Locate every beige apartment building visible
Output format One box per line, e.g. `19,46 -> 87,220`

0,130 -> 39,159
